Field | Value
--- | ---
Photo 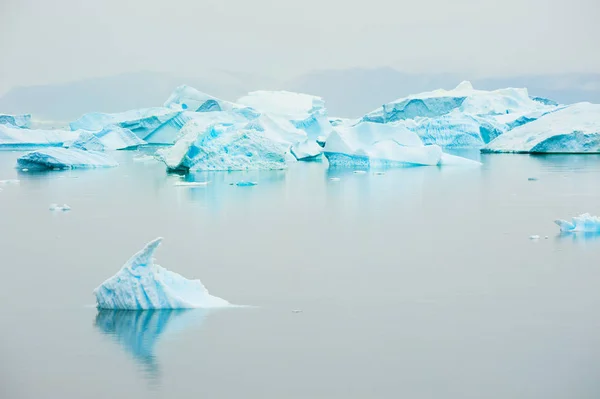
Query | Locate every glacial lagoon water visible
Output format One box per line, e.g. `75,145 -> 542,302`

1,150 -> 600,399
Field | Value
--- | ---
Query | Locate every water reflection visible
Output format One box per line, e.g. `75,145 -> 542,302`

94,309 -> 209,380
556,231 -> 600,242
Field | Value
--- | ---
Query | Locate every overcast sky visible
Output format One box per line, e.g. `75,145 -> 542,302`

1,0 -> 599,94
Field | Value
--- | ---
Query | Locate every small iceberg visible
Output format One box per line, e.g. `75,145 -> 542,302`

94,237 -> 231,309
232,181 -> 257,187
16,148 -> 118,170
555,213 -> 600,233
49,204 -> 71,211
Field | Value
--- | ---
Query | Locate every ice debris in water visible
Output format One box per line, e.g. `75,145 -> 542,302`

49,204 -> 71,211
232,181 -> 257,187
528,177 -> 538,181
0,179 -> 20,185
329,177 -> 341,181
94,237 -> 231,309
555,213 -> 600,233
529,235 -> 540,240
174,181 -> 210,187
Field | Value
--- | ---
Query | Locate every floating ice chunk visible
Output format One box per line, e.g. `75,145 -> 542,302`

70,126 -> 146,151
174,181 -> 210,187
290,139 -> 322,161
232,181 -> 257,187
484,103 -> 600,153
17,148 -> 118,170
0,114 -> 31,128
329,177 -> 341,181
160,122 -> 289,172
353,170 -> 367,174
323,123 -> 446,167
0,125 -> 80,147
0,179 -> 20,185
94,237 -> 231,309
49,204 -> 71,211
529,235 -> 540,240
528,177 -> 539,181
555,213 -> 600,233
291,310 -> 303,313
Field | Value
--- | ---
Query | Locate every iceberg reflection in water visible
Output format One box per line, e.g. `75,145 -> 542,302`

94,309 -> 210,379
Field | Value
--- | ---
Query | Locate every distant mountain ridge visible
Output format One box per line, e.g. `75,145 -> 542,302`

1,68 -> 599,120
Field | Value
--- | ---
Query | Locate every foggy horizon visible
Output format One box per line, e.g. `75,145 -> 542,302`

2,0 -> 599,95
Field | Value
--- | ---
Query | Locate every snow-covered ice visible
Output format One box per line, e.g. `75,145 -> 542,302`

555,213 -> 600,233
94,237 -> 231,309
70,107 -> 190,144
0,114 -> 31,128
16,148 -> 118,170
0,125 -> 80,147
484,103 -> 600,153
70,126 -> 146,151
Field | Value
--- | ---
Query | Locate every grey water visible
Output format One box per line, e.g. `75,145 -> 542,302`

1,150 -> 600,399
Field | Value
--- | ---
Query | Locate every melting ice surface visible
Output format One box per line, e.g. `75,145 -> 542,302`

94,237 -> 231,309
16,148 -> 118,170
555,213 -> 600,233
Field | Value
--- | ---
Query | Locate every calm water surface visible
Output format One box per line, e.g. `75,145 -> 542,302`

1,150 -> 600,399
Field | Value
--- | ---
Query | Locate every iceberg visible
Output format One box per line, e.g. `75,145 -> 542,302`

323,121 -> 445,167
483,103 -> 600,153
362,81 -> 552,124
159,115 -> 304,171
0,125 -> 80,148
0,114 -> 31,128
555,213 -> 600,233
237,90 -> 332,141
70,107 -> 191,145
70,126 -> 146,151
237,90 -> 325,116
399,113 -> 505,148
16,148 -> 118,170
93,237 -> 231,309
164,85 -> 259,119
290,139 -> 323,161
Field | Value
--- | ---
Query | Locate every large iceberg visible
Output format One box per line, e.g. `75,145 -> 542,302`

0,114 -> 31,128
70,107 -> 191,145
16,148 -> 118,170
94,237 -> 231,309
555,213 -> 600,233
0,124 -> 80,148
70,125 -> 146,151
360,81 -> 557,148
158,120 -> 291,171
323,122 -> 444,167
483,103 -> 600,153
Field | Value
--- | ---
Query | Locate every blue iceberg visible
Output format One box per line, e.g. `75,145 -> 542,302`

0,114 -> 31,128
323,121 -> 478,167
94,237 -> 231,309
555,213 -> 600,233
70,125 -> 146,151
164,85 -> 259,119
16,148 -> 118,170
158,116 -> 300,171
483,103 -> 600,153
70,107 -> 191,145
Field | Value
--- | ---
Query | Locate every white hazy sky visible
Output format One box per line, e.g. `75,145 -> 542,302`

1,0 -> 599,94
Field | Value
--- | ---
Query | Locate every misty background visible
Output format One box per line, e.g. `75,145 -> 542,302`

1,0 -> 599,119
